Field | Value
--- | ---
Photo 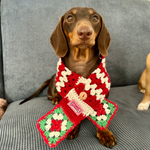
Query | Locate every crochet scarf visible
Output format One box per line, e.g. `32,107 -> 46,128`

37,56 -> 118,148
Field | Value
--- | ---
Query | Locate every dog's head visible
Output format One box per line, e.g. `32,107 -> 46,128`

50,7 -> 111,58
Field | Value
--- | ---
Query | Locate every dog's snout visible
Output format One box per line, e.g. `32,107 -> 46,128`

77,26 -> 92,41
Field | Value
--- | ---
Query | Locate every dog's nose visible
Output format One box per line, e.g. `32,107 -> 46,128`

77,26 -> 92,41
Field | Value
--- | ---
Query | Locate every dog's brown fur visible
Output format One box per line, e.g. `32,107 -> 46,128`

20,7 -> 116,148
137,53 -> 150,110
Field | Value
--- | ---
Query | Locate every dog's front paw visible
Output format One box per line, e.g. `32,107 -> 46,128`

97,128 -> 117,149
66,125 -> 80,140
52,97 -> 60,105
140,89 -> 145,94
137,102 -> 150,110
51,93 -> 61,105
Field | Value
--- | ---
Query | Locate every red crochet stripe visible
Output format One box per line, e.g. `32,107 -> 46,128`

58,72 -> 79,97
55,61 -> 66,84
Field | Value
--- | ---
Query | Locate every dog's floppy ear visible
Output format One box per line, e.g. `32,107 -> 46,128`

97,16 -> 111,56
50,16 -> 68,57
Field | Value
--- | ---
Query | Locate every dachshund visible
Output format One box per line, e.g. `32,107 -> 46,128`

20,7 -> 117,148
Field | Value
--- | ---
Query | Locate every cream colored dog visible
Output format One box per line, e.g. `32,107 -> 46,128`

137,53 -> 150,110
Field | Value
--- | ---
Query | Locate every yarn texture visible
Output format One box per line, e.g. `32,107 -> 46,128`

37,56 -> 118,148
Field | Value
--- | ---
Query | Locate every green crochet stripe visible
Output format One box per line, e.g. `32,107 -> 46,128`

89,99 -> 116,128
39,107 -> 74,145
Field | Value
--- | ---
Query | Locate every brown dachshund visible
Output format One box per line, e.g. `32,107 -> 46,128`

20,7 -> 117,148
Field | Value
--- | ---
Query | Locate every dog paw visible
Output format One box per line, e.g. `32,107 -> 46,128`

140,89 -> 145,94
51,97 -> 60,105
66,125 -> 79,140
137,102 -> 150,110
97,129 -> 117,149
66,132 -> 78,140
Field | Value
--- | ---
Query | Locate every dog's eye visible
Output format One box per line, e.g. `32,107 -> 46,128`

67,15 -> 74,22
92,16 -> 98,22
